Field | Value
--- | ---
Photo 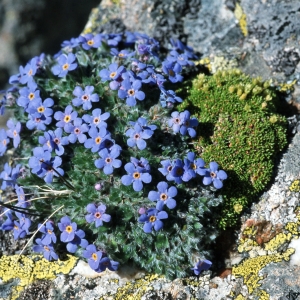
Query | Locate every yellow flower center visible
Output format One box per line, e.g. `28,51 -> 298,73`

93,118 -> 99,124
92,253 -> 98,261
43,245 -> 50,251
29,93 -> 35,100
66,225 -> 73,233
149,216 -> 156,222
63,63 -> 69,70
128,89 -> 135,96
160,193 -> 168,201
28,69 -> 33,76
95,137 -> 101,144
47,229 -> 52,234
110,72 -> 116,78
87,40 -> 94,46
191,163 -> 196,170
133,172 -> 140,179
38,106 -> 45,113
64,115 -> 71,123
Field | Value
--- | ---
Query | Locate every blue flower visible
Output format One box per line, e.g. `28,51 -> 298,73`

32,238 -> 58,261
26,114 -> 52,131
28,147 -> 64,183
65,229 -> 88,253
121,160 -> 152,192
95,145 -> 122,175
1,209 -> 14,231
54,105 -> 78,132
82,108 -> 110,129
72,86 -> 99,110
84,126 -> 111,153
51,53 -> 77,77
39,128 -> 69,155
58,216 -> 77,243
158,159 -> 175,181
65,118 -> 88,144
186,152 -> 206,176
61,37 -> 80,49
168,110 -> 198,138
181,152 -> 201,181
99,63 -> 126,90
15,185 -> 29,208
191,259 -> 212,275
118,79 -> 145,106
38,221 -> 57,245
28,147 -> 51,175
170,159 -> 185,184
0,129 -> 9,156
202,162 -> 227,189
17,81 -> 41,111
13,215 -> 31,240
0,163 -> 21,190
6,119 -> 21,148
148,181 -> 177,211
19,57 -> 38,85
28,97 -> 54,119
125,123 -> 154,150
159,87 -> 183,108
162,60 -> 183,83
83,244 -> 119,272
79,33 -> 102,50
166,50 -> 194,67
130,156 -> 150,171
138,208 -> 168,233
85,203 -> 111,227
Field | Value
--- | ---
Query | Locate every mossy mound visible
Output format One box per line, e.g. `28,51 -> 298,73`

178,69 -> 288,229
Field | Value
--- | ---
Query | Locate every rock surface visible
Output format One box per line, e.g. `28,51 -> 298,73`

1,0 -> 300,299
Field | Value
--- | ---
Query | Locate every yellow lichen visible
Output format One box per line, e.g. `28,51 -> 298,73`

235,294 -> 247,300
289,179 -> 300,192
264,232 -> 292,252
232,248 -> 294,294
285,222 -> 299,235
278,79 -> 297,92
234,3 -> 248,36
258,289 -> 270,300
0,254 -> 78,300
114,274 -> 163,300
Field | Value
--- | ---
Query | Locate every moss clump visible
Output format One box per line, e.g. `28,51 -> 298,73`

178,69 -> 287,228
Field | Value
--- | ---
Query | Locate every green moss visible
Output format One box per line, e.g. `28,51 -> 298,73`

178,69 -> 288,229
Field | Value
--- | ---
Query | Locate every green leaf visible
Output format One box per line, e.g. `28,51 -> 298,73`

155,233 -> 169,250
76,51 -> 90,67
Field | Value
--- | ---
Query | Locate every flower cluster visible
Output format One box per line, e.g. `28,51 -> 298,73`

0,31 -> 229,278
159,152 -> 227,188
